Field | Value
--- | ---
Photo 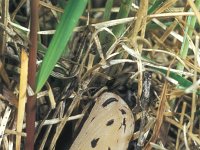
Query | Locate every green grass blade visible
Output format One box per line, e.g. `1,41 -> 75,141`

105,0 -> 134,51
112,0 -> 134,38
36,0 -> 88,93
176,0 -> 200,71
155,68 -> 192,88
142,56 -> 199,93
153,68 -> 200,95
148,0 -> 164,14
103,0 -> 114,21
99,0 -> 113,43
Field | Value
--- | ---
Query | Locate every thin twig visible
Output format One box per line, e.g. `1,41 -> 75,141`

25,0 -> 39,149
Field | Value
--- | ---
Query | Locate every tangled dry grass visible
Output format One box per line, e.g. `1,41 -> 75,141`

0,0 -> 200,149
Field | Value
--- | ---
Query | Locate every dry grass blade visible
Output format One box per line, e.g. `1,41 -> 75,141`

145,79 -> 169,150
154,0 -> 177,14
38,102 -> 63,150
188,0 -> 200,25
150,142 -> 168,150
129,0 -> 148,46
49,96 -> 81,149
39,1 -> 63,13
16,48 -> 28,150
183,123 -> 190,150
0,106 -> 11,146
189,35 -> 199,133
165,117 -> 200,146
155,21 -> 178,47
176,102 -> 187,149
2,1 -> 200,149
0,61 -> 11,88
11,0 -> 26,20
0,0 -> 9,56
45,83 -> 56,109
145,57 -> 176,149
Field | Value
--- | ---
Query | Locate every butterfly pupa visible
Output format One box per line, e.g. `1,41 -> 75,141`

70,92 -> 134,150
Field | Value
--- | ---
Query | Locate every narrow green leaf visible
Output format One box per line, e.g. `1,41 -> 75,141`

103,0 -> 114,21
176,0 -> 200,71
151,67 -> 200,95
156,68 -> 192,88
112,0 -> 134,38
99,0 -> 113,43
142,56 -> 200,94
148,0 -> 164,14
36,0 -> 88,93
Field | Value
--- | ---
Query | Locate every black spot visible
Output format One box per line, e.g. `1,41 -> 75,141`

122,118 -> 126,125
108,147 -> 111,150
122,118 -> 126,133
91,138 -> 100,148
120,109 -> 126,115
106,119 -> 114,126
118,118 -> 127,133
91,117 -> 95,122
102,98 -> 118,107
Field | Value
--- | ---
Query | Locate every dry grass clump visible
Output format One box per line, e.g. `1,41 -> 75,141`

0,0 -> 200,149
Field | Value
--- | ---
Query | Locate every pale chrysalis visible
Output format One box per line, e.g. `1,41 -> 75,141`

70,92 -> 134,150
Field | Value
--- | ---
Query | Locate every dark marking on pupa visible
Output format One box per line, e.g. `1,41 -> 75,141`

122,118 -> 126,133
119,109 -> 126,115
102,98 -> 118,107
106,119 -> 114,126
91,117 -> 95,122
118,118 -> 127,133
91,138 -> 100,148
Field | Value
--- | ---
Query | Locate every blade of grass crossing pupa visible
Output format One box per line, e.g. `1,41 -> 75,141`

36,0 -> 88,93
